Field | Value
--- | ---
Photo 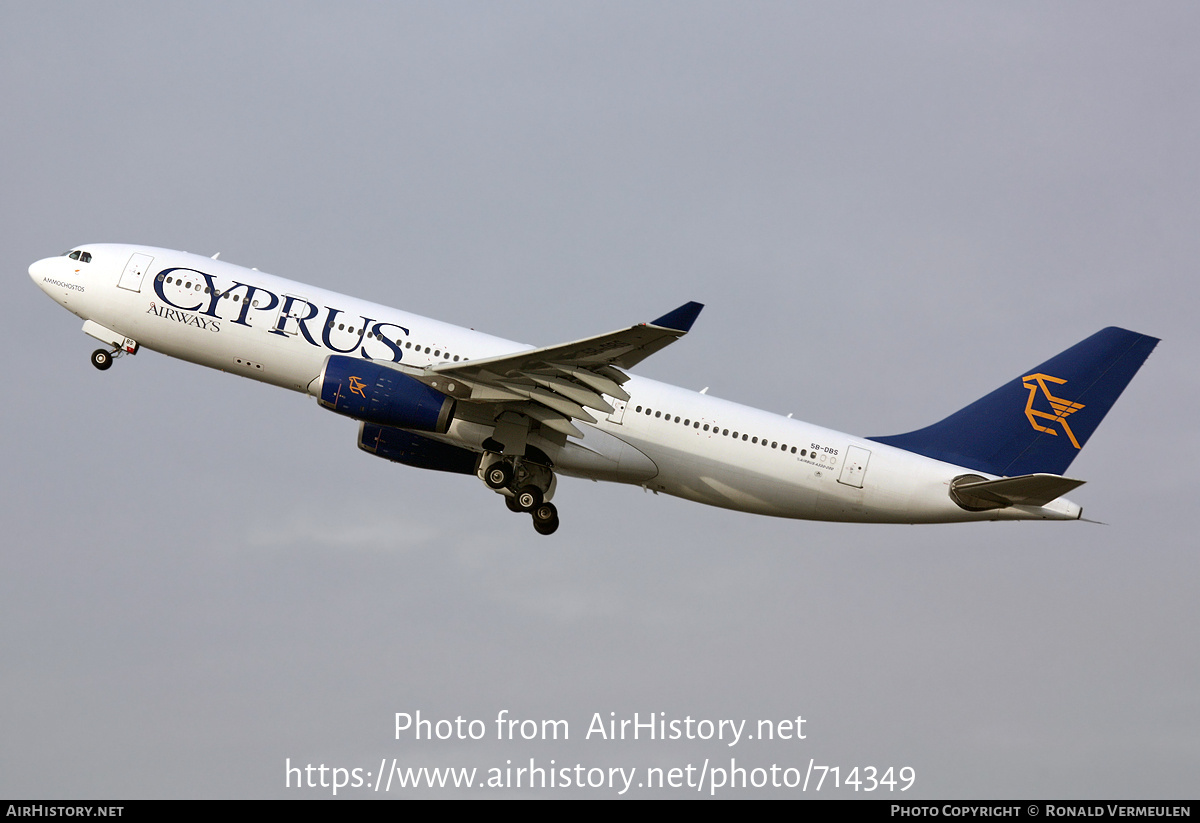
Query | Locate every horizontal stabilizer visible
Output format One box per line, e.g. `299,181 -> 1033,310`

949,473 -> 1085,511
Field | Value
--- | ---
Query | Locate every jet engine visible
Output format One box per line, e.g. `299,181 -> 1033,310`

316,355 -> 455,433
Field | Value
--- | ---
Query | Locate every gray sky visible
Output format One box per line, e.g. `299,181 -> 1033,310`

3,2 -> 1196,798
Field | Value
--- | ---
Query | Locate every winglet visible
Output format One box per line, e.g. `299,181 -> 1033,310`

651,301 -> 704,332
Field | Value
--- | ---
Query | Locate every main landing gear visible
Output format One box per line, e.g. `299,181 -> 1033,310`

480,450 -> 560,536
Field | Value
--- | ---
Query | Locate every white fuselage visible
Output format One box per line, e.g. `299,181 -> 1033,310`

29,244 -> 1082,524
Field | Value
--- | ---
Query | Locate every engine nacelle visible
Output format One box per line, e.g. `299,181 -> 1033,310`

358,422 -> 479,474
317,355 -> 455,433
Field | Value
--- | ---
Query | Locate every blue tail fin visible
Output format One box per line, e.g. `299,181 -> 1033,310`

868,327 -> 1158,477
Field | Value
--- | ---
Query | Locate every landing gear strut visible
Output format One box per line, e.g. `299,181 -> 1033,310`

82,323 -> 137,370
479,450 -> 560,536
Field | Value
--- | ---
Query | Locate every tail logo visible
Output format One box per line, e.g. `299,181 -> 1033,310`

1022,373 -> 1085,449
348,375 -> 368,398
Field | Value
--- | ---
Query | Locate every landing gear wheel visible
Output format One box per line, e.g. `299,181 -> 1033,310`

533,516 -> 560,536
514,485 -> 543,512
532,502 -> 559,535
505,495 -> 524,513
484,462 -> 513,490
91,349 -> 113,371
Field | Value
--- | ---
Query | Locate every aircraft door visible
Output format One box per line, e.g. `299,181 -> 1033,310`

117,253 -> 154,292
606,397 -> 628,424
274,295 -> 313,335
838,445 -> 872,488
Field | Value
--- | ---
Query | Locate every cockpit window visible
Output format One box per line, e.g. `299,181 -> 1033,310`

69,250 -> 80,260
79,252 -> 91,263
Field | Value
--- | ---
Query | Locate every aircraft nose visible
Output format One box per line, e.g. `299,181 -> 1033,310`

29,256 -> 57,288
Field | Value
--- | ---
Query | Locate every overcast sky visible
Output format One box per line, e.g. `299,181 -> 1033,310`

3,2 -> 1196,798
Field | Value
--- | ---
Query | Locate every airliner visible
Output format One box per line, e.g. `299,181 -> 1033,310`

30,244 -> 1158,535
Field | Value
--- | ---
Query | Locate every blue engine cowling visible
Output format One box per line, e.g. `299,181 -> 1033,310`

318,355 -> 455,433
358,423 -> 479,474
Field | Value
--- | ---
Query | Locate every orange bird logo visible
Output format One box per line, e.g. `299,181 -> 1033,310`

1022,373 -> 1085,449
348,375 -> 368,398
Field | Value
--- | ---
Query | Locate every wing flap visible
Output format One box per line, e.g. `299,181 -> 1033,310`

494,380 -> 598,423
547,366 -> 631,401
518,404 -> 585,438
408,303 -> 702,440
524,373 -> 614,413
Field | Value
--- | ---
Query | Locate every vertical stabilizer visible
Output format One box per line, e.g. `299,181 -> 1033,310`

868,327 -> 1158,476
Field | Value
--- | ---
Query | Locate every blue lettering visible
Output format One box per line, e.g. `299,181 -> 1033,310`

320,308 -> 374,354
226,283 -> 280,327
269,295 -> 321,346
152,267 -> 204,312
362,321 -> 409,362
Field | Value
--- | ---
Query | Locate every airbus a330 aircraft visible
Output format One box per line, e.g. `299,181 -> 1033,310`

30,244 -> 1157,535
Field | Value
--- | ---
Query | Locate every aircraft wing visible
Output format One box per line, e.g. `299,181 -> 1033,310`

414,302 -> 703,438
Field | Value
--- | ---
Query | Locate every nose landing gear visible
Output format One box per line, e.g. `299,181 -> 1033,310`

83,321 -> 139,374
91,349 -> 115,371
83,322 -> 138,371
